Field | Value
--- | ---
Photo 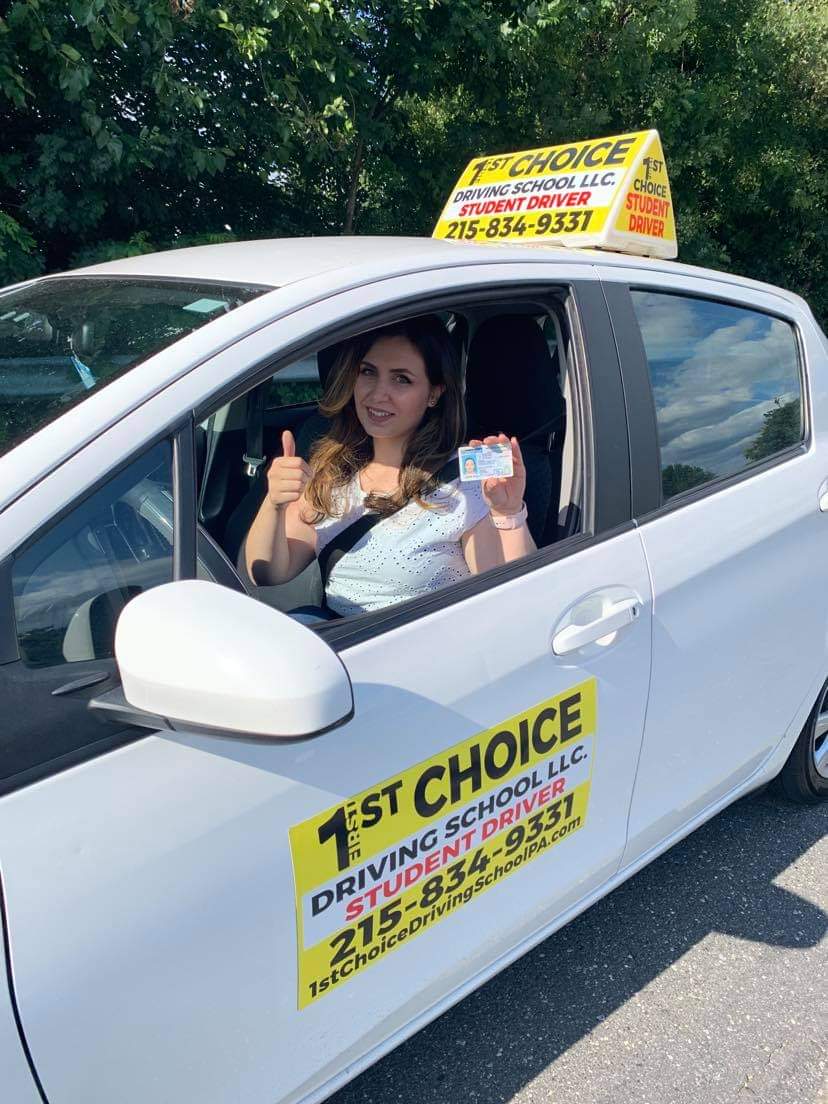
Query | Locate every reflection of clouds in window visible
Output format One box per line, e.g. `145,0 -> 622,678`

663,391 -> 798,473
15,559 -> 166,630
633,293 -> 800,477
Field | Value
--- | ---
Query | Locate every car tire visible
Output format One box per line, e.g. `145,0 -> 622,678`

778,677 -> 828,803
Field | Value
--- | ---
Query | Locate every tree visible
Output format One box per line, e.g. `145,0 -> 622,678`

0,0 -> 825,330
744,398 -> 801,463
0,1 -> 351,270
662,463 -> 716,497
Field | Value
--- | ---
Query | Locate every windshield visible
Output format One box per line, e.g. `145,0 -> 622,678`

0,276 -> 269,457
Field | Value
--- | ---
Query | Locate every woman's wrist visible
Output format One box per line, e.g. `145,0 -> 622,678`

490,502 -> 528,529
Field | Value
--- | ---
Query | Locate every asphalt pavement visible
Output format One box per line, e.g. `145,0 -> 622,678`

329,790 -> 827,1104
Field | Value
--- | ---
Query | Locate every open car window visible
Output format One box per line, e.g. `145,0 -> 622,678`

196,294 -> 581,626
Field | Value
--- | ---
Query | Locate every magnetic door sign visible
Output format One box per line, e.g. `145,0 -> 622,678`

289,679 -> 597,1007
433,129 -> 677,259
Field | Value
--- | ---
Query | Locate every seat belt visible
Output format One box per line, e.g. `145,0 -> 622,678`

315,431 -> 561,592
516,409 -> 565,453
317,454 -> 460,593
318,512 -> 386,590
243,384 -> 268,478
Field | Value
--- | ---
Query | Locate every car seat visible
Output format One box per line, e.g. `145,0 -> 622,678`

464,315 -> 565,545
294,342 -> 340,457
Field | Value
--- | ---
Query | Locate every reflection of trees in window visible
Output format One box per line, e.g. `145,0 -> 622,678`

744,399 -> 801,463
662,463 -> 716,498
266,380 -> 322,408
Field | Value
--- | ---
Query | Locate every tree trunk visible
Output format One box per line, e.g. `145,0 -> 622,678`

343,135 -> 365,235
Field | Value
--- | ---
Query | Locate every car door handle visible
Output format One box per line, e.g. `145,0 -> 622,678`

819,477 -> 828,512
552,597 -> 640,656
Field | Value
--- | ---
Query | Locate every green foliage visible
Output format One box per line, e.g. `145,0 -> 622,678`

0,1 -> 825,324
267,379 -> 322,408
662,463 -> 716,498
744,398 -> 802,462
0,211 -> 43,285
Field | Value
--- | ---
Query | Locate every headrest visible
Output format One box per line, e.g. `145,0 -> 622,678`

465,315 -> 561,440
317,342 -> 342,390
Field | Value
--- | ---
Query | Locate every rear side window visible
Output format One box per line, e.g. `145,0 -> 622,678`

631,291 -> 803,499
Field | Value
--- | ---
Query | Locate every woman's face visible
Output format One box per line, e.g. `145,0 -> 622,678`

352,335 -> 443,444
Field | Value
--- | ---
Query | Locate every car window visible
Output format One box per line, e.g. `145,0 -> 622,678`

267,354 -> 322,408
631,291 -> 803,499
201,298 -> 580,625
12,441 -> 173,668
0,277 -> 268,458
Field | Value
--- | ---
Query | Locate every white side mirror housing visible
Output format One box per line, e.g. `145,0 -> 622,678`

115,580 -> 353,738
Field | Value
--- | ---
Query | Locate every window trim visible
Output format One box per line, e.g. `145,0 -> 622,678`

173,418 -> 197,580
0,557 -> 18,665
608,282 -> 810,521
194,279 -> 629,537
1,273 -> 275,297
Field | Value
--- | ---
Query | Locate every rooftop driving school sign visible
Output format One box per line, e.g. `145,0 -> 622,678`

434,129 -> 677,259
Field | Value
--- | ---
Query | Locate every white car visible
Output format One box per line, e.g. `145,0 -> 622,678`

0,236 -> 826,1104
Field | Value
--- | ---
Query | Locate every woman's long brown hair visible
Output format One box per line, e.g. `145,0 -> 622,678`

303,315 -> 465,520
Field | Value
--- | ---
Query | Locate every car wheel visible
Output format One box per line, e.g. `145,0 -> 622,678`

778,677 -> 828,803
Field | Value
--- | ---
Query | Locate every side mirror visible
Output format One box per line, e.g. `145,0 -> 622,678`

114,580 -> 353,738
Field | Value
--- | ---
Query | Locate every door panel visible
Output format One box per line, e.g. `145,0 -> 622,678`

0,530 -> 651,1104
627,451 -> 827,859
600,268 -> 828,862
0,262 -> 653,1103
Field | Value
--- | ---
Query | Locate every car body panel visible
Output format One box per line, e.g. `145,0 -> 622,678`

0,240 -> 825,1104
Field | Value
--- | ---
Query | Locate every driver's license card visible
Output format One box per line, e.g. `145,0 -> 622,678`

458,443 -> 514,482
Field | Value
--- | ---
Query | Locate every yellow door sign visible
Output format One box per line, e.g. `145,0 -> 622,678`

289,679 -> 597,1007
434,129 -> 677,259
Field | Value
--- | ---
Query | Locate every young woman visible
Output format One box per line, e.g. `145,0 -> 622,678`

245,314 -> 535,616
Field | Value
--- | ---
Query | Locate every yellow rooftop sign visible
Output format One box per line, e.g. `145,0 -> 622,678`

433,129 -> 676,259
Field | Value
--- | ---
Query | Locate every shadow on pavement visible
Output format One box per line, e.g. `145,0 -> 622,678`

329,792 -> 828,1104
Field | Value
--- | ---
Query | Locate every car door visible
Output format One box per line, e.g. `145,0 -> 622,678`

600,269 -> 828,864
0,263 -> 653,1104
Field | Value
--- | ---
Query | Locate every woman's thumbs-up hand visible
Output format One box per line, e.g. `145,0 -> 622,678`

266,429 -> 312,509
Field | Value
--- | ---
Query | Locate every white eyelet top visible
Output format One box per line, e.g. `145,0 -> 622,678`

315,474 -> 490,616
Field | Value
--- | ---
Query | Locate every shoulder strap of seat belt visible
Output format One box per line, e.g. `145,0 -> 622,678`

438,455 -> 459,481
516,409 -> 564,452
317,451 -> 478,590
318,512 -> 387,589
243,384 -> 267,478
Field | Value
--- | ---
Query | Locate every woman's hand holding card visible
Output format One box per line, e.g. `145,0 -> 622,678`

464,432 -> 526,517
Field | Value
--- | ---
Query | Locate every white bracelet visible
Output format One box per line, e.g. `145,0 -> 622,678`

490,503 -> 528,530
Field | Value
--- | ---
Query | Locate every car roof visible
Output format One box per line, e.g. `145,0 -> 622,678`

64,235 -> 805,308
